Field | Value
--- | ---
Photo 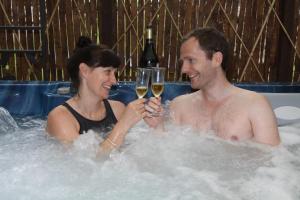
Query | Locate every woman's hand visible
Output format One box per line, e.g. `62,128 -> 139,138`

118,98 -> 147,129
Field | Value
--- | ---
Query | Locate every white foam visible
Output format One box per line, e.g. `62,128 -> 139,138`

0,107 -> 18,133
0,119 -> 299,200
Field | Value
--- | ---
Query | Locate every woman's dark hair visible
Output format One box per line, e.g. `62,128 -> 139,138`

67,36 -> 121,90
181,27 -> 229,71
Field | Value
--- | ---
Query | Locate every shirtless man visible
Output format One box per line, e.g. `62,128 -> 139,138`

170,27 -> 280,146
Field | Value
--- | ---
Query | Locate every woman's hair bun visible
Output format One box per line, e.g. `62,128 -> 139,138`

76,36 -> 93,49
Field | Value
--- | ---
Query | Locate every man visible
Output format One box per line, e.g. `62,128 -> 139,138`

169,27 -> 280,146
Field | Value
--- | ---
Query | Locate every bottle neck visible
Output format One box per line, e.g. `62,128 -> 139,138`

146,27 -> 153,40
145,27 -> 155,47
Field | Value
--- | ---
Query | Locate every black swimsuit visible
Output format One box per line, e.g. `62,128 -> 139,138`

62,99 -> 118,138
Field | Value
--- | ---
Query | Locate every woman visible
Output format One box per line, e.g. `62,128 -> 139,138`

46,36 -> 161,152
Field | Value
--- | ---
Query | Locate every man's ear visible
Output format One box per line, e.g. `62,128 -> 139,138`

79,63 -> 90,79
212,52 -> 223,67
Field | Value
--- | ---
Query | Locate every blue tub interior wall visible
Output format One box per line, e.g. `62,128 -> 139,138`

0,81 -> 69,117
42,82 -> 193,117
0,81 -> 299,118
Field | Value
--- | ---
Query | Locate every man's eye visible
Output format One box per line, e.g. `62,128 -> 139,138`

188,58 -> 196,64
103,70 -> 111,75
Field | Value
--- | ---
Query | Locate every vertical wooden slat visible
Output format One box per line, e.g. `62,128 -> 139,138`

33,0 -> 40,50
137,0 -> 145,70
46,0 -> 55,80
241,0 -> 254,81
264,1 -> 280,82
117,0 -> 125,80
225,0 -> 238,81
89,0 -> 97,42
163,0 -> 175,79
293,0 -> 300,82
14,0 -> 23,80
54,2 -> 63,81
168,0 -> 182,81
68,0 -> 75,53
275,0 -> 297,82
83,0 -> 90,38
63,0 -> 73,81
251,0 -> 262,81
124,0 -> 130,80
74,0 -> 83,39
58,0 -> 67,80
157,0 -> 165,69
129,0 -> 137,78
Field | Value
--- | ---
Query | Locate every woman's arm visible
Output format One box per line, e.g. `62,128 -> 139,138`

100,98 -> 147,152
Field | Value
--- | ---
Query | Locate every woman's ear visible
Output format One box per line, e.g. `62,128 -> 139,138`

79,63 -> 90,79
212,52 -> 223,68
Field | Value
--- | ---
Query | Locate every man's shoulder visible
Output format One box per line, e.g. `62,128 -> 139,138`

234,87 -> 264,99
172,92 -> 196,103
233,87 -> 270,108
170,92 -> 198,110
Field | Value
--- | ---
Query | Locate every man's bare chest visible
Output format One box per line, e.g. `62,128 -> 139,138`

180,103 -> 253,140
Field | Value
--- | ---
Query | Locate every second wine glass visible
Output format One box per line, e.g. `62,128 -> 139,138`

151,67 -> 165,98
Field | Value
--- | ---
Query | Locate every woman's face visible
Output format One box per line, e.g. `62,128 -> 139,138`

85,66 -> 117,99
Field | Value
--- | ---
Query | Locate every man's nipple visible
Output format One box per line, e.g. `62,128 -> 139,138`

230,135 -> 238,141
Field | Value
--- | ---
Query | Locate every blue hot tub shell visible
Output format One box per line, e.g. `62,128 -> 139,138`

0,81 -> 299,118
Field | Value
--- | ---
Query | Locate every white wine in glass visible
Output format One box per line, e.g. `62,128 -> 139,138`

136,86 -> 148,98
151,83 -> 164,97
151,67 -> 165,98
135,68 -> 151,99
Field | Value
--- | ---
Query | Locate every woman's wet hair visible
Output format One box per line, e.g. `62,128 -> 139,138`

67,36 -> 121,90
181,27 -> 229,71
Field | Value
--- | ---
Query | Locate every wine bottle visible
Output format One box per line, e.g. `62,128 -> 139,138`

139,25 -> 159,68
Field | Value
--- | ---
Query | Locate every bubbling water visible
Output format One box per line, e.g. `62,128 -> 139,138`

0,109 -> 299,200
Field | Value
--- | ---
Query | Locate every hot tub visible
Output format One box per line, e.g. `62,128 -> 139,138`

0,81 -> 299,125
0,81 -> 299,199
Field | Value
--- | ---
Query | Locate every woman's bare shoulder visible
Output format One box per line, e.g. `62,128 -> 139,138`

48,105 -> 69,119
46,104 -> 79,141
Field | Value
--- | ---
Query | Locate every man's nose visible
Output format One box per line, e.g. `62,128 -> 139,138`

181,61 -> 189,74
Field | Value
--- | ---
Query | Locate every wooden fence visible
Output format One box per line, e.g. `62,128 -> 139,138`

0,0 -> 299,82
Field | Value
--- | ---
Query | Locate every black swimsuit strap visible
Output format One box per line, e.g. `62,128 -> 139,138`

103,99 -> 118,124
62,99 -> 117,134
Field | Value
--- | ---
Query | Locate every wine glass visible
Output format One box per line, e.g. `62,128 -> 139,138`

151,67 -> 165,98
147,67 -> 165,117
135,68 -> 151,99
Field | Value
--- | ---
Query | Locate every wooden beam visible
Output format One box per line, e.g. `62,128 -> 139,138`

275,0 -> 296,82
100,0 -> 114,47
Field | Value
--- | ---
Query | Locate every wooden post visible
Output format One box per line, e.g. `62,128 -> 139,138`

100,0 -> 114,47
275,0 -> 296,82
40,0 -> 48,78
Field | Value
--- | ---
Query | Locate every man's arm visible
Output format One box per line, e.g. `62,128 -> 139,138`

249,94 -> 280,146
